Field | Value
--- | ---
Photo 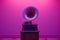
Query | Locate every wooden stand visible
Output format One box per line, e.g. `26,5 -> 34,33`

21,31 -> 39,40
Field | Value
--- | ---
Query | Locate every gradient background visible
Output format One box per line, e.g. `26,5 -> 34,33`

0,0 -> 60,39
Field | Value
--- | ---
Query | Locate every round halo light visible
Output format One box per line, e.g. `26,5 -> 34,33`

23,6 -> 39,21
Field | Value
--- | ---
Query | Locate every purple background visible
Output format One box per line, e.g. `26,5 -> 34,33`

0,0 -> 60,35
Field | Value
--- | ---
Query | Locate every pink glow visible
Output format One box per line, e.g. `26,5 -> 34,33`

0,0 -> 60,35
3,0 -> 55,18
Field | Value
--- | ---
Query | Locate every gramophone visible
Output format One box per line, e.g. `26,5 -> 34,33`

21,6 -> 39,40
22,6 -> 39,31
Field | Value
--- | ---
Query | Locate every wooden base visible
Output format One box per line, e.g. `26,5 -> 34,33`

21,31 -> 39,40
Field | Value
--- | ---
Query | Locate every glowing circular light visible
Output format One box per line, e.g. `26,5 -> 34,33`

23,6 -> 39,21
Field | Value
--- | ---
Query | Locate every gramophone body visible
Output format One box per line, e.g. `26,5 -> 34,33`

21,6 -> 39,40
22,23 -> 37,31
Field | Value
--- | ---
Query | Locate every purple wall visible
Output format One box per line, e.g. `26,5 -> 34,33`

0,0 -> 60,35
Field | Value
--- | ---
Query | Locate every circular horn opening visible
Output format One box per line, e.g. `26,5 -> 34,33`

26,8 -> 35,18
23,6 -> 38,21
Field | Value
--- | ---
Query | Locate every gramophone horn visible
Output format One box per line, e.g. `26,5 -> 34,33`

23,6 -> 38,21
